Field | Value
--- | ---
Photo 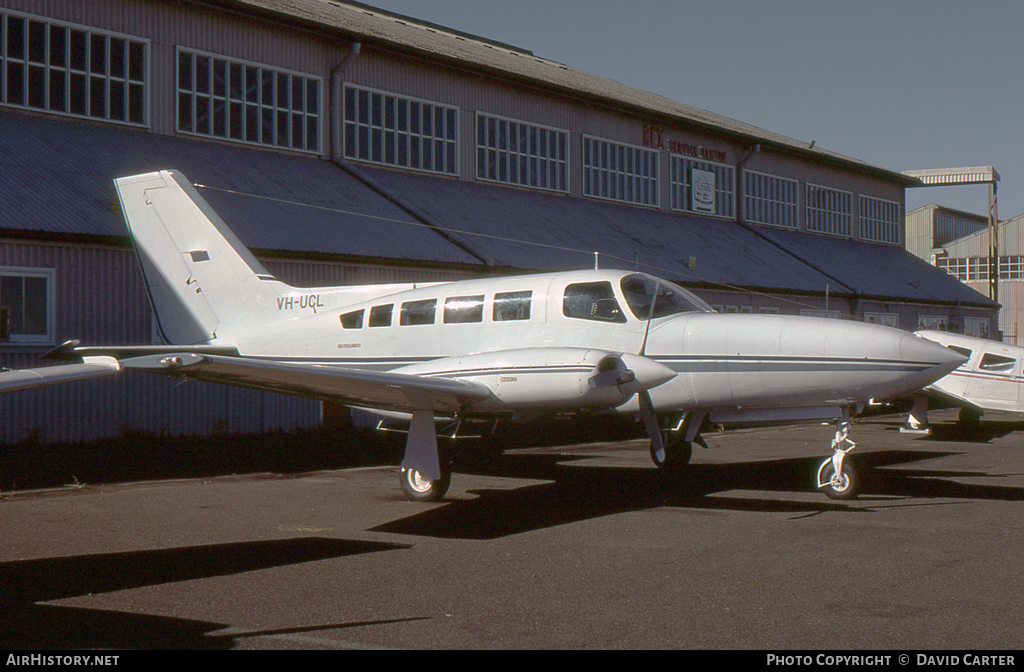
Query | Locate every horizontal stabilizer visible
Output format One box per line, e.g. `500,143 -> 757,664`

120,353 -> 493,413
0,357 -> 121,394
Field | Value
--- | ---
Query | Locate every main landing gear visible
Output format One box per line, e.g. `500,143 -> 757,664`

646,409 -> 704,473
816,407 -> 860,500
399,465 -> 452,502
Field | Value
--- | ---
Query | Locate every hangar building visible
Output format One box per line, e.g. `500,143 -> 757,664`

907,204 -> 1024,344
0,0 -> 998,442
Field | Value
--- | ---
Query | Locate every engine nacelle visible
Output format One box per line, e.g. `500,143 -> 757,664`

394,347 -> 675,412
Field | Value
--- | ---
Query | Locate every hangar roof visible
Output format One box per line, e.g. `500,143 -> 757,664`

753,227 -> 996,306
348,163 -> 996,307
229,0 -> 917,185
0,111 -> 992,306
0,112 -> 480,266
346,163 -> 842,295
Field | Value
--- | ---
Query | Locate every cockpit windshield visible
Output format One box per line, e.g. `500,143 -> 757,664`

620,274 -> 713,320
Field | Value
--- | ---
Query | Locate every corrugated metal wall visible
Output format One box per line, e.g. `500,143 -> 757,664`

0,239 -> 471,444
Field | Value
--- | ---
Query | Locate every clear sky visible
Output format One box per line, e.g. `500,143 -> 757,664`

364,0 -> 1023,219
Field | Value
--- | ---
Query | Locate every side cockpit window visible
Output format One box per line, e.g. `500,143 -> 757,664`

563,281 -> 626,323
620,274 -> 711,320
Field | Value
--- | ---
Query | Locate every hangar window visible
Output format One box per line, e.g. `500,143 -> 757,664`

864,312 -> 900,328
475,113 -> 568,192
582,136 -> 659,207
859,195 -> 901,244
493,291 -> 531,322
444,295 -> 484,324
0,10 -> 147,125
806,183 -> 852,237
936,257 -> 968,282
176,48 -> 320,153
563,282 -> 627,323
0,268 -> 53,344
670,157 -> 734,219
1000,256 -> 1024,280
918,315 -> 948,331
743,171 -> 798,229
400,299 -> 437,326
344,84 -> 458,175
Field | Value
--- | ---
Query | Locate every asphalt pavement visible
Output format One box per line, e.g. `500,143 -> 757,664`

2,409 -> 1024,650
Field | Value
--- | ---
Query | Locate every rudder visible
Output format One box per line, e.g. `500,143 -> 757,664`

114,170 -> 279,344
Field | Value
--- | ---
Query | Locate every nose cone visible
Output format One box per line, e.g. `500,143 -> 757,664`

901,332 -> 967,389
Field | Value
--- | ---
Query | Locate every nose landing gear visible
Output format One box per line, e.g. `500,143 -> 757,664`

816,408 -> 859,500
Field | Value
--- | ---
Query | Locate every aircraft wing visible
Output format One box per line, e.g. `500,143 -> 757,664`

0,357 -> 122,393
119,352 -> 493,413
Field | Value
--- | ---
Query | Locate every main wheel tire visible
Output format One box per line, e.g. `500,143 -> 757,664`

958,406 -> 982,428
818,461 -> 859,500
651,439 -> 693,471
399,467 -> 451,502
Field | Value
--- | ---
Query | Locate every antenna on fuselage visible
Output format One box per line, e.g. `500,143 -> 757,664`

594,251 -> 599,270
639,280 -> 659,357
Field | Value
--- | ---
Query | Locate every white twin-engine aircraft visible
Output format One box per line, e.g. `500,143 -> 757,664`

0,170 -> 964,501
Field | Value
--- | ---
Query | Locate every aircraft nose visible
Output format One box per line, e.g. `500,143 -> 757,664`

900,332 -> 967,387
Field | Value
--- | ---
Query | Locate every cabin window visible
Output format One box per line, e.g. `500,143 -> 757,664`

493,291 -> 531,322
444,295 -> 484,324
400,299 -> 436,326
620,274 -> 710,320
368,304 -> 392,327
339,309 -> 363,329
563,282 -> 626,323
979,353 -> 1016,372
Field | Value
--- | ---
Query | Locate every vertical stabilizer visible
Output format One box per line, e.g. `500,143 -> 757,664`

114,170 -> 279,344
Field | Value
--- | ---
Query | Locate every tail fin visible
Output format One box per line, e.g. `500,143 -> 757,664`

114,170 -> 281,345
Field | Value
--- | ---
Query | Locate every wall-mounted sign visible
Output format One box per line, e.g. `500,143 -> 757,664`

642,125 -> 727,163
690,167 -> 717,214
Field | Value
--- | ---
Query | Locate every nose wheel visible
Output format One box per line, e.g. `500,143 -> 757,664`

816,408 -> 860,500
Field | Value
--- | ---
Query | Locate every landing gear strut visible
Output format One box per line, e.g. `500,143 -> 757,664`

816,407 -> 860,500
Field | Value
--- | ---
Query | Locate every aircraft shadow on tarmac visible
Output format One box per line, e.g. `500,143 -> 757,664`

371,447 -> 1024,541
0,537 -> 409,650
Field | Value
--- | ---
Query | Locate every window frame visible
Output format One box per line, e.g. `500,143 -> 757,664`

858,194 -> 901,245
475,112 -> 568,193
743,170 -> 799,229
581,135 -> 659,208
0,266 -> 55,345
0,9 -> 149,126
669,155 -> 735,219
175,46 -> 322,154
805,182 -> 853,238
343,83 -> 459,175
